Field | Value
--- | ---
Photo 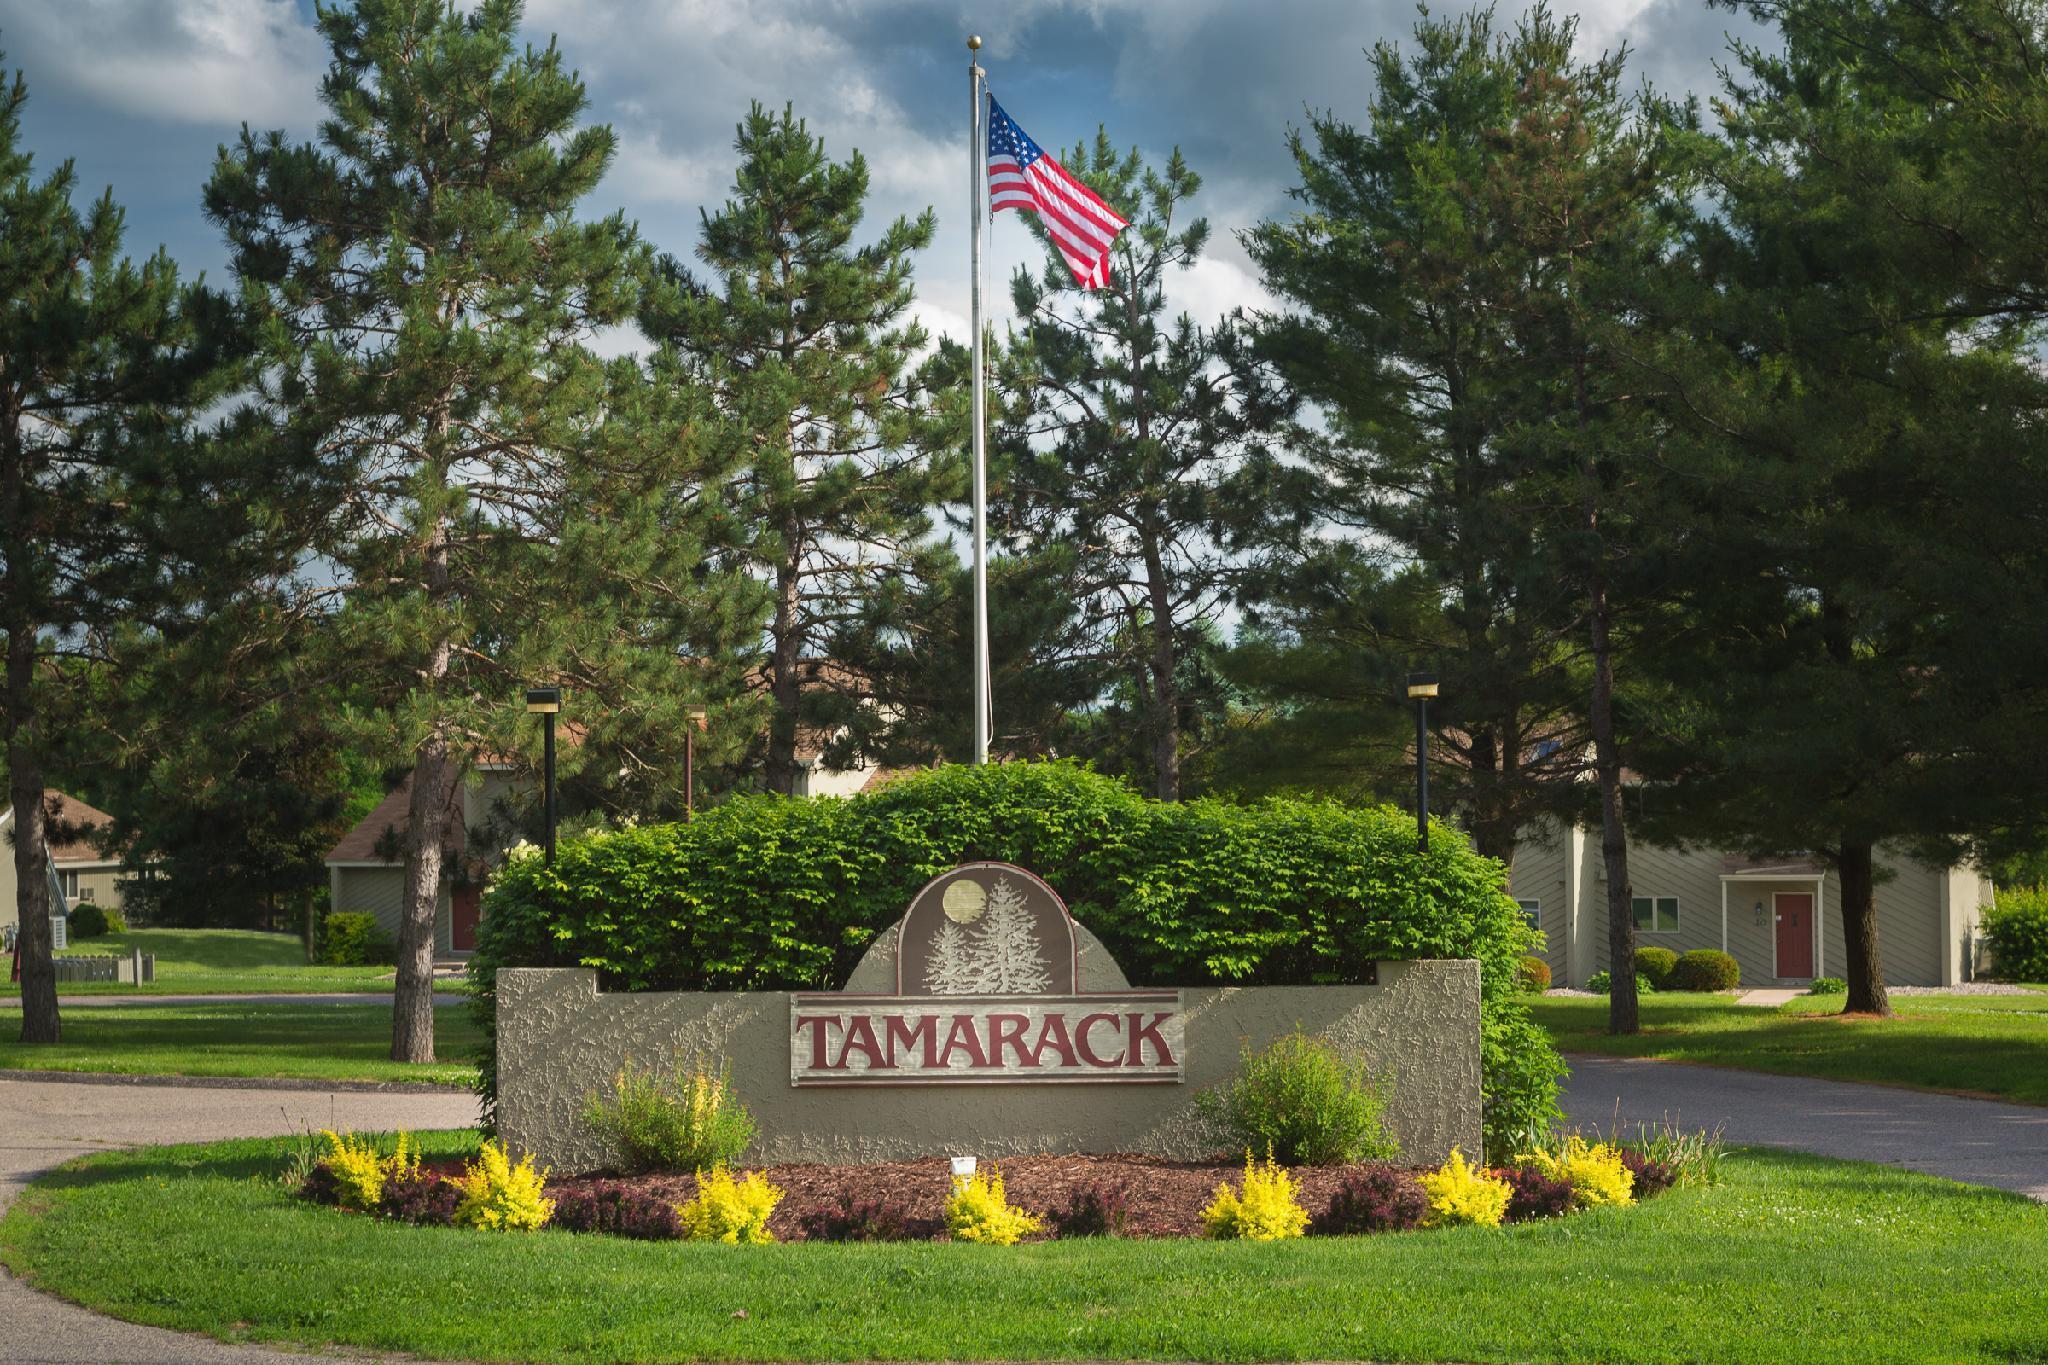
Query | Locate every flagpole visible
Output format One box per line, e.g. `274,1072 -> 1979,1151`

967,34 -> 991,766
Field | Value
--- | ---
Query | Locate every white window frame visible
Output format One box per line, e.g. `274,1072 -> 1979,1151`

1632,894 -> 1680,934
1514,898 -> 1541,932
56,869 -> 81,903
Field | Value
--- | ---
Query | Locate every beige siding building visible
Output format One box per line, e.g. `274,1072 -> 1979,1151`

0,792 -> 130,933
1508,821 -> 1991,989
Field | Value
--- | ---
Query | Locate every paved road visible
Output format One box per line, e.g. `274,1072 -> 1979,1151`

1563,1053 -> 2048,1201
0,1075 -> 474,1363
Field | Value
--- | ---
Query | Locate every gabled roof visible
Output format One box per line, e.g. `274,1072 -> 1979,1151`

325,778 -> 468,866
0,792 -> 121,865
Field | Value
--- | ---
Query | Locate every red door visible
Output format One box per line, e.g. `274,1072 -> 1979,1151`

451,887 -> 481,953
1775,892 -> 1814,978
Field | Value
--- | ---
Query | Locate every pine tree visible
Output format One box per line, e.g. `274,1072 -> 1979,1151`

969,877 -> 1050,994
923,919 -> 977,995
206,0 -> 757,1062
0,56 -> 269,1043
997,137 -> 1301,800
639,104 -> 960,795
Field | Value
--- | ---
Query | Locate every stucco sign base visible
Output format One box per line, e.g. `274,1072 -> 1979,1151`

496,959 -> 1483,1173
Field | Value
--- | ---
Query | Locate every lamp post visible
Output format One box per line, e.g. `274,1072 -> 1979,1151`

525,687 -> 561,863
1406,673 -> 1438,853
684,705 -> 709,821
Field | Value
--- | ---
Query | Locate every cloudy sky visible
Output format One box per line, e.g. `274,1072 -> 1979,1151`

5,0 -> 1767,350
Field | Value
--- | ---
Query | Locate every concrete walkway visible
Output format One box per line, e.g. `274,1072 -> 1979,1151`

0,1074 -> 474,1363
1563,1053 -> 2048,1201
1732,988 -> 1803,1007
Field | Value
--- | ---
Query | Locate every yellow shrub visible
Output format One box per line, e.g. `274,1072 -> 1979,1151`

320,1130 -> 418,1210
1201,1152 -> 1310,1241
946,1165 -> 1042,1245
452,1140 -> 555,1232
1420,1149 -> 1511,1228
1522,1136 -> 1635,1208
677,1164 -> 783,1244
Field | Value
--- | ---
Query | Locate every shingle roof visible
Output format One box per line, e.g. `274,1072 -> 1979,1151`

43,792 -> 118,865
325,778 -> 468,865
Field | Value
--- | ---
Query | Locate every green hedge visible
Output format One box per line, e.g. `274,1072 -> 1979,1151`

1984,886 -> 2048,982
1669,949 -> 1741,992
319,911 -> 396,966
470,761 -> 1562,1155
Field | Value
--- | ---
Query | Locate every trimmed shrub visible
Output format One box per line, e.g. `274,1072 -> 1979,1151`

1202,1153 -> 1310,1241
471,761 -> 1558,1157
1517,955 -> 1552,992
1633,947 -> 1678,989
1585,970 -> 1654,995
581,1056 -> 755,1174
1808,976 -> 1847,996
379,1170 -> 461,1226
320,911 -> 396,967
67,904 -> 112,939
299,1164 -> 343,1206
1310,1162 -> 1427,1235
678,1165 -> 783,1244
1617,1147 -> 1677,1199
1669,949 -> 1741,992
1194,1030 -> 1397,1166
1983,886 -> 2048,983
319,1129 -> 416,1210
1419,1149 -> 1511,1228
552,1183 -> 684,1240
947,1165 -> 1041,1245
1499,1162 -> 1576,1222
1520,1135 -> 1635,1208
1048,1180 -> 1131,1238
799,1193 -> 917,1243
453,1140 -> 554,1231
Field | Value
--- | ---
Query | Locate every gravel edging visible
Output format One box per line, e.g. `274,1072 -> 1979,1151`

0,1068 -> 474,1095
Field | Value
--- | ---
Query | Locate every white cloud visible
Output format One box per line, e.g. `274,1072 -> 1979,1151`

8,0 -> 325,128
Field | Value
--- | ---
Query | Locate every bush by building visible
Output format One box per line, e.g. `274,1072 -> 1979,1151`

1517,955 -> 1551,992
1669,949 -> 1742,992
319,911 -> 396,966
1982,886 -> 2048,983
1633,947 -> 1677,989
1194,1030 -> 1397,1166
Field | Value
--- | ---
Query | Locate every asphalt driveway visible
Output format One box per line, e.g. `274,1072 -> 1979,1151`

1563,1053 -> 2048,1201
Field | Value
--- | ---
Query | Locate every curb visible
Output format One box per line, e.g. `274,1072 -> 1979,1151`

0,1069 -> 474,1096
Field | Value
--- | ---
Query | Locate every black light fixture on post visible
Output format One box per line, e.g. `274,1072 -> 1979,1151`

525,686 -> 561,863
1406,672 -> 1439,852
684,705 -> 709,821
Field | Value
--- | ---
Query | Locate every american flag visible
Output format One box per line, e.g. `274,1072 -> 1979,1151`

987,98 -> 1129,290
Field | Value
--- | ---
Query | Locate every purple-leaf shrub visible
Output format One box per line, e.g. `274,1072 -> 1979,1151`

798,1193 -> 918,1242
551,1183 -> 684,1240
1501,1162 -> 1576,1221
379,1170 -> 461,1226
1311,1162 -> 1428,1234
1049,1180 -> 1131,1238
1618,1147 -> 1677,1199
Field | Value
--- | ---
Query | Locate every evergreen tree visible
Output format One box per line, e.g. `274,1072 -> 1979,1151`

0,57 -> 270,1043
207,0 -> 755,1062
923,919 -> 977,995
997,136 -> 1301,800
1244,12 -> 1593,860
969,877 -> 1049,994
639,104 -> 960,795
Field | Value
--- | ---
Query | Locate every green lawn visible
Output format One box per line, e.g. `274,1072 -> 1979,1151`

2,1132 -> 2042,1364
1529,989 -> 2048,1104
0,1002 -> 480,1086
4,927 -> 434,996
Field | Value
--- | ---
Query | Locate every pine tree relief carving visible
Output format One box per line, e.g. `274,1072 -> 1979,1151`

923,919 -> 978,995
968,876 -> 1051,993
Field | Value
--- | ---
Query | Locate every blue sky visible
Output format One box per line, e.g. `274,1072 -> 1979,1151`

5,0 -> 1766,349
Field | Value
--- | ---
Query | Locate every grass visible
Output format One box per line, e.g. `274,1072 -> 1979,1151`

1529,988 -> 2048,1105
0,1002 -> 480,1086
3,927 -> 449,996
1,1132 -> 2042,1363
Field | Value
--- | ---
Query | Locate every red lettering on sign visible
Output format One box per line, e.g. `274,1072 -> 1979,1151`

1076,1011 -> 1125,1067
938,1014 -> 988,1068
1030,1014 -> 1079,1067
838,1014 -> 887,1070
795,1014 -> 843,1070
884,1014 -> 938,1068
987,1013 -> 1034,1068
1127,1011 -> 1176,1067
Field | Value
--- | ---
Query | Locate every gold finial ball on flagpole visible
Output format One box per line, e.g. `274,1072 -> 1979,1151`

967,34 -> 982,50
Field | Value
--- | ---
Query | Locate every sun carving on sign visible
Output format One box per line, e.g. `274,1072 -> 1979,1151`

942,879 -> 987,923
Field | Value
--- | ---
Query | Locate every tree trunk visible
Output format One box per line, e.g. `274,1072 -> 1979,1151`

1141,538 -> 1180,801
393,738 -> 457,1063
8,643 -> 57,1044
1590,582 -> 1637,1035
1837,839 -> 1891,1016
1467,724 -> 1520,867
763,543 -> 803,797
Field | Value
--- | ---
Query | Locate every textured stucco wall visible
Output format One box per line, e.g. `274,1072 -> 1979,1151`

497,958 -> 1482,1173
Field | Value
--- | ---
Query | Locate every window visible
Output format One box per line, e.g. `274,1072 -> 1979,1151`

1632,896 -> 1679,934
1515,898 -> 1542,932
56,870 -> 80,903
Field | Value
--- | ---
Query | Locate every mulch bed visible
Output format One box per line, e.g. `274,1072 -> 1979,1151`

548,1154 -> 1389,1241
